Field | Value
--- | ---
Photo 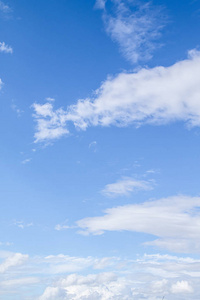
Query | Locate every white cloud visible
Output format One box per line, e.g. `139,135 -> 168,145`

13,220 -> 33,229
89,141 -> 97,152
32,102 -> 69,142
66,49 -> 200,130
0,253 -> 28,273
0,42 -> 13,53
39,272 -> 135,300
171,280 -> 193,294
96,0 -> 165,63
32,50 -> 200,143
77,195 -> 200,253
21,158 -> 32,164
102,177 -> 154,197
1,252 -> 200,299
55,224 -> 70,231
43,255 -> 113,274
39,287 -> 66,300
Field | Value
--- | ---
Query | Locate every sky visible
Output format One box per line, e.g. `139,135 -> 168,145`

1,0 -> 200,299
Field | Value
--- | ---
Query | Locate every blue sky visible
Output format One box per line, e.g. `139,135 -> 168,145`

1,0 -> 200,299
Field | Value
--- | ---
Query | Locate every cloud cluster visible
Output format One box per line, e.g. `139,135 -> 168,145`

39,253 -> 200,300
1,251 -> 200,299
77,195 -> 200,253
33,50 -> 200,142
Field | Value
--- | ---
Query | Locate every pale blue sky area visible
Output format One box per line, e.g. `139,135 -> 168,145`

1,0 -> 200,299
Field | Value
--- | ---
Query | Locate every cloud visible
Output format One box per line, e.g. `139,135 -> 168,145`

43,255 -> 113,274
0,1 -> 11,13
55,223 -> 70,231
0,42 -> 13,53
96,0 -> 165,63
32,102 -> 69,142
11,102 -> 24,116
0,253 -> 28,273
77,195 -> 200,253
38,260 -> 199,300
171,280 -> 193,294
0,78 -> 3,89
39,272 -> 136,300
33,50 -> 200,143
1,252 -> 200,299
102,177 -> 154,197
21,158 -> 32,164
95,0 -> 107,10
13,220 -> 33,229
0,277 -> 39,287
89,141 -> 97,152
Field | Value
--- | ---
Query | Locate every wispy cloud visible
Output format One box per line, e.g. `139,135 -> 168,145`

102,177 -> 154,197
0,42 -> 13,53
32,50 -> 200,143
96,0 -> 165,63
77,195 -> 200,253
0,1 -> 11,14
21,158 -> 32,164
55,220 -> 71,231
11,102 -> 24,117
89,140 -> 97,152
13,221 -> 33,229
0,253 -> 28,273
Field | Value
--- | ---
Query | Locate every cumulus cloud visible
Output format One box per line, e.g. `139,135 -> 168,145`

102,177 -> 154,197
96,0 -> 165,63
0,42 -> 13,53
171,280 -> 193,294
1,252 -> 200,299
77,195 -> 200,253
39,272 -> 136,300
38,259 -> 200,300
33,50 -> 200,143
